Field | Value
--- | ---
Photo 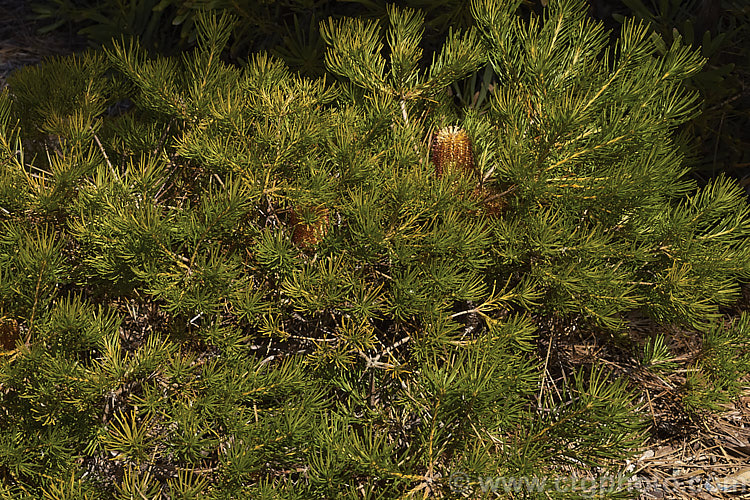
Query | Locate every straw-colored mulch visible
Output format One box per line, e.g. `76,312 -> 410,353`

0,0 -> 86,89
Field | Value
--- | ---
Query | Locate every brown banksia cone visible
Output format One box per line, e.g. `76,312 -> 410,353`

290,206 -> 330,249
473,184 -> 510,217
431,125 -> 475,177
0,317 -> 20,351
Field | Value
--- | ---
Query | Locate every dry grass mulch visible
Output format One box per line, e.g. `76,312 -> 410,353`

0,0 -> 87,89
547,310 -> 750,499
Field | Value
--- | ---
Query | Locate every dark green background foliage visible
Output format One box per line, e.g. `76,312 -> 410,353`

615,0 -> 750,179
30,0 -> 480,73
30,0 -> 750,182
1,1 -> 749,497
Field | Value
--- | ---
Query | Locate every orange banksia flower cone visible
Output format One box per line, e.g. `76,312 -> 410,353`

431,126 -> 475,177
473,184 -> 510,217
290,206 -> 330,249
0,318 -> 20,351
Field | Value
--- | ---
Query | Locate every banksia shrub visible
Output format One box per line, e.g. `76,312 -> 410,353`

0,2 -> 749,498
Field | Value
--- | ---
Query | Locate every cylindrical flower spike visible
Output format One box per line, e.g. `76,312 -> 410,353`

473,184 -> 509,217
431,126 -> 475,177
290,206 -> 330,249
0,318 -> 19,351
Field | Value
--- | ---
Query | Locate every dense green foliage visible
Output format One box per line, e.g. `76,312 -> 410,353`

32,0 -> 750,178
2,1 -> 749,497
617,0 -> 750,176
31,0 -> 477,73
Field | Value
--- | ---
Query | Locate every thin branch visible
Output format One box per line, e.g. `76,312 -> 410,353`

92,130 -> 119,182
